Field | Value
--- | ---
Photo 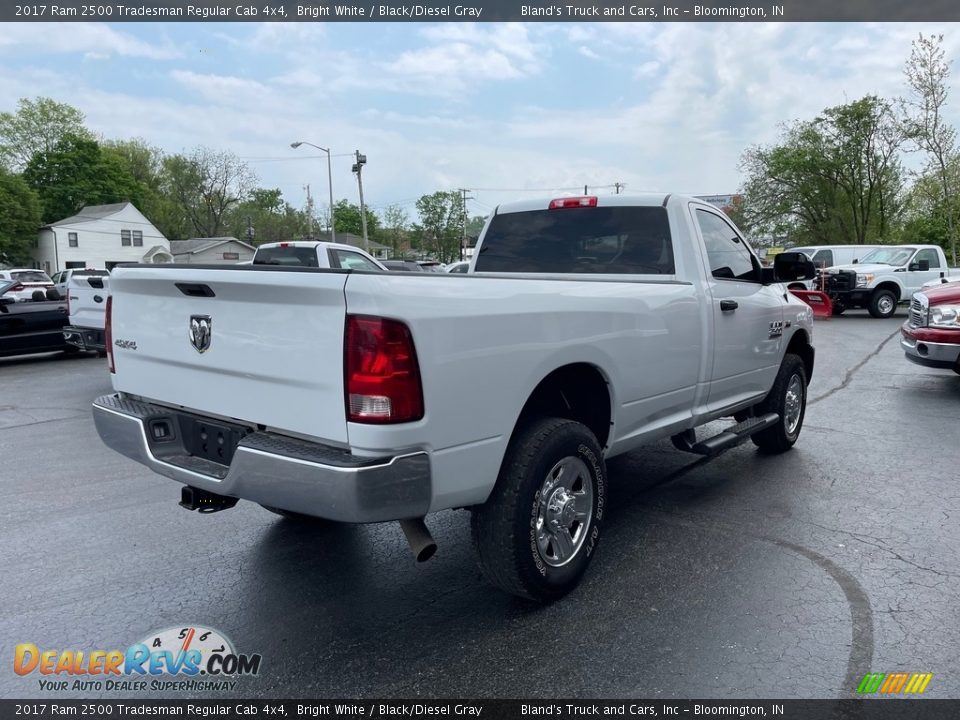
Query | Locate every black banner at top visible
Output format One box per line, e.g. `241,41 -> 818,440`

2,0 -> 959,22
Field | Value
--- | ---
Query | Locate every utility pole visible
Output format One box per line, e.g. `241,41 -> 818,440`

245,216 -> 255,245
459,188 -> 473,261
352,150 -> 369,252
614,182 -> 624,195
584,184 -> 588,195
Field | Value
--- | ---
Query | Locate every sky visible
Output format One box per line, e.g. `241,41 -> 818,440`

0,21 -> 958,221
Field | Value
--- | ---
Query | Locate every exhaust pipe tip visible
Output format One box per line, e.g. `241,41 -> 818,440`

399,518 -> 437,562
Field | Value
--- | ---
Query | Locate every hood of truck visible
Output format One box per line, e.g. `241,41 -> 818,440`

827,263 -> 892,274
922,280 -> 960,305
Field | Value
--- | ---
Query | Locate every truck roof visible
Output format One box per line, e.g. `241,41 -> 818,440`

494,193 -> 695,215
257,240 -> 369,254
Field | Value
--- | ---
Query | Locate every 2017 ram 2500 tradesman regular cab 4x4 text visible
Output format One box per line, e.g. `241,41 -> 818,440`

93,194 -> 817,602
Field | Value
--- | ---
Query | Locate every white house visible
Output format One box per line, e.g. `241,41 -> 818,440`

170,237 -> 257,264
33,202 -> 172,274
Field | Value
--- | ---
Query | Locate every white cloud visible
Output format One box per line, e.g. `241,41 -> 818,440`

0,23 -> 182,60
578,46 -> 601,61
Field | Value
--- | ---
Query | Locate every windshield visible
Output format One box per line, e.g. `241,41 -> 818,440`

859,247 -> 914,266
11,271 -> 52,283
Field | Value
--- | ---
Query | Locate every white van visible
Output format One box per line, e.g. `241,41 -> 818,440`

787,245 -> 881,290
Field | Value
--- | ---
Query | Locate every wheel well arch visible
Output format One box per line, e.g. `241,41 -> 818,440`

509,363 -> 612,450
874,282 -> 901,300
786,329 -> 814,380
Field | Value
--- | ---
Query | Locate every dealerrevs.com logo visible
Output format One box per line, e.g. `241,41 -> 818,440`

14,625 -> 262,692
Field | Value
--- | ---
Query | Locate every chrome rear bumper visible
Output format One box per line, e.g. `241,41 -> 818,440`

92,393 -> 431,523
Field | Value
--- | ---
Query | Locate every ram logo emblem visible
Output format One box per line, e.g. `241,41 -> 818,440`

769,320 -> 784,338
189,315 -> 212,353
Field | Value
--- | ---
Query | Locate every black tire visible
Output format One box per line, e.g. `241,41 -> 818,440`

868,289 -> 898,319
471,417 -> 606,603
260,505 -> 332,524
831,303 -> 846,316
751,353 -> 807,454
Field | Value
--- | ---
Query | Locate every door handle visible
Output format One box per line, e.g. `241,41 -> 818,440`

720,300 -> 738,312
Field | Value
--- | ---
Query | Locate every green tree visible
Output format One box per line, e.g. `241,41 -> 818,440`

333,198 -> 379,239
0,97 -> 93,172
162,147 -> 257,238
901,32 -> 959,265
225,188 -> 312,245
413,191 -> 464,263
740,96 -> 904,246
377,204 -> 410,258
0,168 -> 42,266
23,134 -> 144,224
103,138 -> 189,241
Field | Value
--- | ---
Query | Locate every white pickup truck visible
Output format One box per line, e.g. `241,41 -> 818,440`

819,244 -> 957,317
253,240 -> 387,271
93,194 -> 817,602
62,270 -> 111,354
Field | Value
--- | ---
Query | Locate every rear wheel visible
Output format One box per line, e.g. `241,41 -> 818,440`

868,289 -> 898,319
751,353 -> 807,454
831,303 -> 846,316
472,417 -> 606,602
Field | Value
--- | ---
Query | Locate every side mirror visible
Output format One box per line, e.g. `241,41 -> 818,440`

773,251 -> 816,282
852,259 -> 859,264
908,260 -> 930,272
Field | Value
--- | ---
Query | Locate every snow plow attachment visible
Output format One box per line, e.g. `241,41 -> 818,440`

790,289 -> 833,319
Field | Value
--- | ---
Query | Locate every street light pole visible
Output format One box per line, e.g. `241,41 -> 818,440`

291,141 -> 336,243
352,150 -> 369,252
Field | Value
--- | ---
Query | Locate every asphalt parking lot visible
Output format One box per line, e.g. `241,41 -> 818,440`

2,308 -> 959,700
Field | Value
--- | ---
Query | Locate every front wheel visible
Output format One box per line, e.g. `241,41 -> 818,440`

868,289 -> 898,319
472,418 -> 607,602
751,353 -> 807,454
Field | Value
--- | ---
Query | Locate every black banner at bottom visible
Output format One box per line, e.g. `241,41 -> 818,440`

2,700 -> 960,720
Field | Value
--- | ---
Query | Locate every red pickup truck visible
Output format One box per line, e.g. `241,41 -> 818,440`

902,281 -> 960,374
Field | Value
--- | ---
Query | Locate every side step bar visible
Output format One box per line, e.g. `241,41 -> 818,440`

671,413 -> 779,456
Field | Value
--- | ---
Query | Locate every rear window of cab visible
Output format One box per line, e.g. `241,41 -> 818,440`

474,206 -> 675,275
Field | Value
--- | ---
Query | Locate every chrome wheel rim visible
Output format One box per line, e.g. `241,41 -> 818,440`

784,374 -> 804,436
534,456 -> 594,567
878,295 -> 894,315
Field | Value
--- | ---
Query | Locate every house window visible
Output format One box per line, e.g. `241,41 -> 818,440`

121,230 -> 131,247
133,230 -> 143,247
68,232 -> 78,248
222,252 -> 239,260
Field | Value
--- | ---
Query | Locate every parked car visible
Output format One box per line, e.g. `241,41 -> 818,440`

253,241 -> 386,271
0,280 -> 71,357
0,269 -> 55,302
445,261 -> 470,274
51,268 -> 108,297
62,271 -> 110,354
382,260 -> 425,272
901,281 -> 960,374
819,245 -> 958,317
93,193 -> 817,602
417,261 -> 446,272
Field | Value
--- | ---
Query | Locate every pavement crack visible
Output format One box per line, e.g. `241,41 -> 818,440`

809,327 -> 901,405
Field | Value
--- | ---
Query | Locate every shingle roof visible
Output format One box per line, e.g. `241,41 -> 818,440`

44,202 -> 132,227
170,237 -> 255,255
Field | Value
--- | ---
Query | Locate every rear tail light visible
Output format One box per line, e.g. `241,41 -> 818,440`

549,196 -> 598,209
345,315 -> 423,424
105,296 -> 115,373
11,284 -> 23,292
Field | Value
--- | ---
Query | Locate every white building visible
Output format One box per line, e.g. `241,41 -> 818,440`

33,202 -> 172,274
170,237 -> 257,264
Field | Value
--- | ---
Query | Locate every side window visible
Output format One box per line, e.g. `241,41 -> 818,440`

333,250 -> 381,271
914,248 -> 941,269
696,209 -> 758,282
121,230 -> 131,247
812,249 -> 833,267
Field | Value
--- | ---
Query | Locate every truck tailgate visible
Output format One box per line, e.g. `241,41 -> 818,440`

68,275 -> 109,329
109,266 -> 350,444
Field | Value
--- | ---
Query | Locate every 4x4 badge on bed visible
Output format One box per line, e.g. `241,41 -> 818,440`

189,315 -> 212,353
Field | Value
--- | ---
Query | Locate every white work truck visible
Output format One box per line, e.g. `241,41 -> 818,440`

93,194 -> 817,602
819,244 -> 957,317
62,271 -> 110,354
253,240 -> 387,271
